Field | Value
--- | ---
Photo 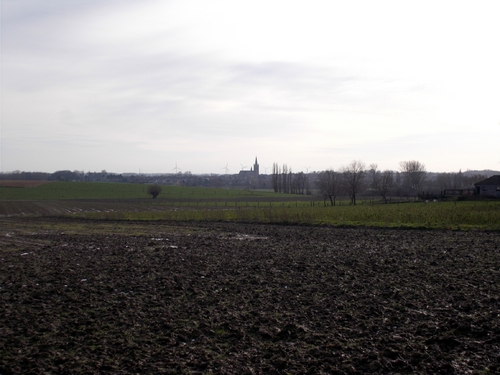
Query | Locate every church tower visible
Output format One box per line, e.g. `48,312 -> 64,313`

254,157 -> 259,176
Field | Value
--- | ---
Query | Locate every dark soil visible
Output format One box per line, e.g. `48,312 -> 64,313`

1,218 -> 499,374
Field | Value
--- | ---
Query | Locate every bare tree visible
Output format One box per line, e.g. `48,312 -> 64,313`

147,184 -> 162,199
272,163 -> 308,195
296,172 -> 307,194
290,172 -> 305,194
317,170 -> 341,205
287,167 -> 293,194
281,164 -> 289,193
399,160 -> 426,195
452,169 -> 464,189
341,160 -> 366,205
369,164 -> 394,203
463,173 -> 488,187
272,163 -> 280,192
305,173 -> 311,195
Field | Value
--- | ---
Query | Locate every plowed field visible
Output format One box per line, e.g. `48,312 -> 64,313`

1,218 -> 499,374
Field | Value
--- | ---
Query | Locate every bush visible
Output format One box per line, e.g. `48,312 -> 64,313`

147,184 -> 162,199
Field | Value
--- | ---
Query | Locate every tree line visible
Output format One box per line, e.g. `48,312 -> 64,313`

271,163 -> 309,195
0,170 -> 97,182
2,164 -> 490,199
272,160 -> 488,205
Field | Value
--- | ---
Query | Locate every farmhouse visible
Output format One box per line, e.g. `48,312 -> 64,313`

474,175 -> 500,198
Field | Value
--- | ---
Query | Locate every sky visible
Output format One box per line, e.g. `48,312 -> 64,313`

1,0 -> 499,175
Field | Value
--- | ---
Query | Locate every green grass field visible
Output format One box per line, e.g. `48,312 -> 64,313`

0,182 -> 287,200
76,200 -> 500,230
2,182 -> 500,230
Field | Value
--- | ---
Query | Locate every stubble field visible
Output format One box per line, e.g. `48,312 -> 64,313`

1,217 -> 499,374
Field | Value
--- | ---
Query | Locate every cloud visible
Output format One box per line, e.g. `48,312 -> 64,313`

2,0 -> 500,173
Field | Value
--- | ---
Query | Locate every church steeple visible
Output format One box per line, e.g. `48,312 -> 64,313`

254,157 -> 259,176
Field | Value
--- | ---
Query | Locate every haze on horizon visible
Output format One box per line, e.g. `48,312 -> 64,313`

1,0 -> 499,175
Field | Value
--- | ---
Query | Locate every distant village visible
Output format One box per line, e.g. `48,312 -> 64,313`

1,157 -> 499,199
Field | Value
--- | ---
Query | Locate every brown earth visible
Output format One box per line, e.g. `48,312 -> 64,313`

0,180 -> 50,188
1,217 -> 499,374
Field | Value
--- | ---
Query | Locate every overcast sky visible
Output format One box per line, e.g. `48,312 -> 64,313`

2,0 -> 499,174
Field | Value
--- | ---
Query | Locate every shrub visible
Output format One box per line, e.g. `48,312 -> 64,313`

147,184 -> 162,199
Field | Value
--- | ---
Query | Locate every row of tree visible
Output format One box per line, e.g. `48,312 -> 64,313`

2,164 -> 490,196
316,160 -> 368,205
0,170 -> 105,182
271,163 -> 309,194
272,160 -> 488,205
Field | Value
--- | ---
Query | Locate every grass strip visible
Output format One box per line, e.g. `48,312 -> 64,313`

68,201 -> 500,231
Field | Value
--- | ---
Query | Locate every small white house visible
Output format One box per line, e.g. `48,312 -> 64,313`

474,175 -> 500,198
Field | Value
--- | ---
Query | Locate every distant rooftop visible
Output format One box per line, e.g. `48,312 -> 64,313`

474,175 -> 500,186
